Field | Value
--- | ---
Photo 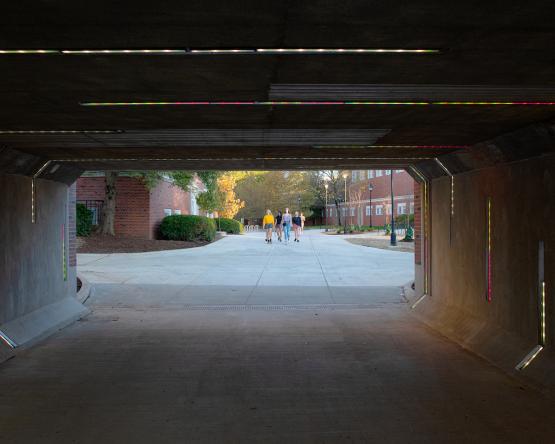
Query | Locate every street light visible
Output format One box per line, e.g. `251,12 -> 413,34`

324,182 -> 329,232
342,172 -> 348,233
368,183 -> 374,228
390,170 -> 397,246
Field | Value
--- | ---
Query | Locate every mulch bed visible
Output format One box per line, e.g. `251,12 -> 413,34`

77,233 -> 217,254
346,237 -> 415,253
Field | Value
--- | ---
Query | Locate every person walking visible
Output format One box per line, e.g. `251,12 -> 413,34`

275,210 -> 283,242
300,212 -> 306,233
262,209 -> 274,243
282,208 -> 292,243
292,211 -> 302,242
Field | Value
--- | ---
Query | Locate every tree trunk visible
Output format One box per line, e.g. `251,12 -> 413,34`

99,171 -> 118,235
334,199 -> 342,226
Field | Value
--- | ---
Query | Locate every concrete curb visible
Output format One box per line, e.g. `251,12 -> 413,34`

76,273 -> 92,304
406,287 -> 555,392
0,297 -> 90,351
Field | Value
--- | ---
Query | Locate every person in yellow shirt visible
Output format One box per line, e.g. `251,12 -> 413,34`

262,209 -> 275,243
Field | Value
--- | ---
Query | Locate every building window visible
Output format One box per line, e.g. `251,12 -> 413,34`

164,208 -> 172,217
352,170 -> 358,181
395,169 -> 404,173
360,170 -> 366,180
375,170 -> 383,177
410,202 -> 414,214
385,170 -> 391,176
375,205 -> 383,215
174,209 -> 181,215
367,170 -> 374,178
386,204 -> 392,215
350,208 -> 355,216
397,203 -> 406,214
365,205 -> 371,216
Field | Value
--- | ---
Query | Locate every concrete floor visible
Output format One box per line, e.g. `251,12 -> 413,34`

1,232 -> 554,443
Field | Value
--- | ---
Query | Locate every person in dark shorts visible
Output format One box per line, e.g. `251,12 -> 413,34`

262,209 -> 274,243
292,211 -> 302,242
275,210 -> 283,241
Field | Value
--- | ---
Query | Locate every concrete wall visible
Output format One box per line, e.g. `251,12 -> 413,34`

0,174 -> 87,354
412,153 -> 555,386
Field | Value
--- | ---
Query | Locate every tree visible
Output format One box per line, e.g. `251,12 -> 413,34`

235,171 -> 315,220
99,171 -> 118,235
307,170 -> 349,227
217,173 -> 245,218
97,170 -> 211,236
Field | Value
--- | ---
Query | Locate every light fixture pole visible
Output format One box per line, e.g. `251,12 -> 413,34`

368,183 -> 374,228
390,170 -> 397,246
324,182 -> 329,232
342,172 -> 348,232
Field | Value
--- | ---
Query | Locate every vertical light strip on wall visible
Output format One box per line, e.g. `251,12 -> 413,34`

31,160 -> 52,223
62,223 -> 67,281
435,158 -> 454,244
486,197 -> 492,302
424,181 -> 429,295
538,240 -> 546,346
31,178 -> 36,223
516,240 -> 547,371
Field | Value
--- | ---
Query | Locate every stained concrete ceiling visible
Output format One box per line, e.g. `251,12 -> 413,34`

1,1 -> 555,170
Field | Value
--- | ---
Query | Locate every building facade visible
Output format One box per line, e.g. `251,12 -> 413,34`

325,169 -> 415,227
77,173 -> 205,239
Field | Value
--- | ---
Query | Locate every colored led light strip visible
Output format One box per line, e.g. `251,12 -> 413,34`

486,197 -> 492,302
62,224 -> 67,281
313,145 -> 469,149
31,161 -> 52,223
0,48 -> 439,55
515,345 -> 543,371
0,130 -> 123,134
410,293 -> 428,309
0,49 -> 58,54
54,156 -> 431,162
80,101 -> 555,107
0,330 -> 17,348
540,281 -> 546,345
425,182 -> 429,295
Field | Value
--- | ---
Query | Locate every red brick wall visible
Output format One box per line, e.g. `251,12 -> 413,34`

77,176 -> 150,238
149,180 -> 192,239
414,182 -> 422,265
326,170 -> 415,227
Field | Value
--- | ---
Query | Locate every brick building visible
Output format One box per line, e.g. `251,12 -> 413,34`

77,173 -> 205,239
325,169 -> 415,227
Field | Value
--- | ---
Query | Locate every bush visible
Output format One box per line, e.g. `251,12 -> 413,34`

76,203 -> 93,237
160,215 -> 216,242
214,217 -> 244,234
402,226 -> 414,242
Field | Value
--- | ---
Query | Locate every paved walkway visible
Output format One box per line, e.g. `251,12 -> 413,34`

79,230 -> 414,306
2,231 -> 554,442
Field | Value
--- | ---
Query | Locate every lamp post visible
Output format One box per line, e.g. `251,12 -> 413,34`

342,172 -> 348,232
390,170 -> 397,246
324,182 -> 329,232
368,183 -> 374,228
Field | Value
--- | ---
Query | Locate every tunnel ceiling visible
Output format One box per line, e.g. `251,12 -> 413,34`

1,1 -> 555,171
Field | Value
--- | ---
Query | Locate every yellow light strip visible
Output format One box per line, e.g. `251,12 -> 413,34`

515,345 -> 543,371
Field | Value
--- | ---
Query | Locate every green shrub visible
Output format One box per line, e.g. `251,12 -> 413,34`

214,217 -> 244,234
160,215 -> 216,242
76,203 -> 93,237
402,226 -> 414,242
